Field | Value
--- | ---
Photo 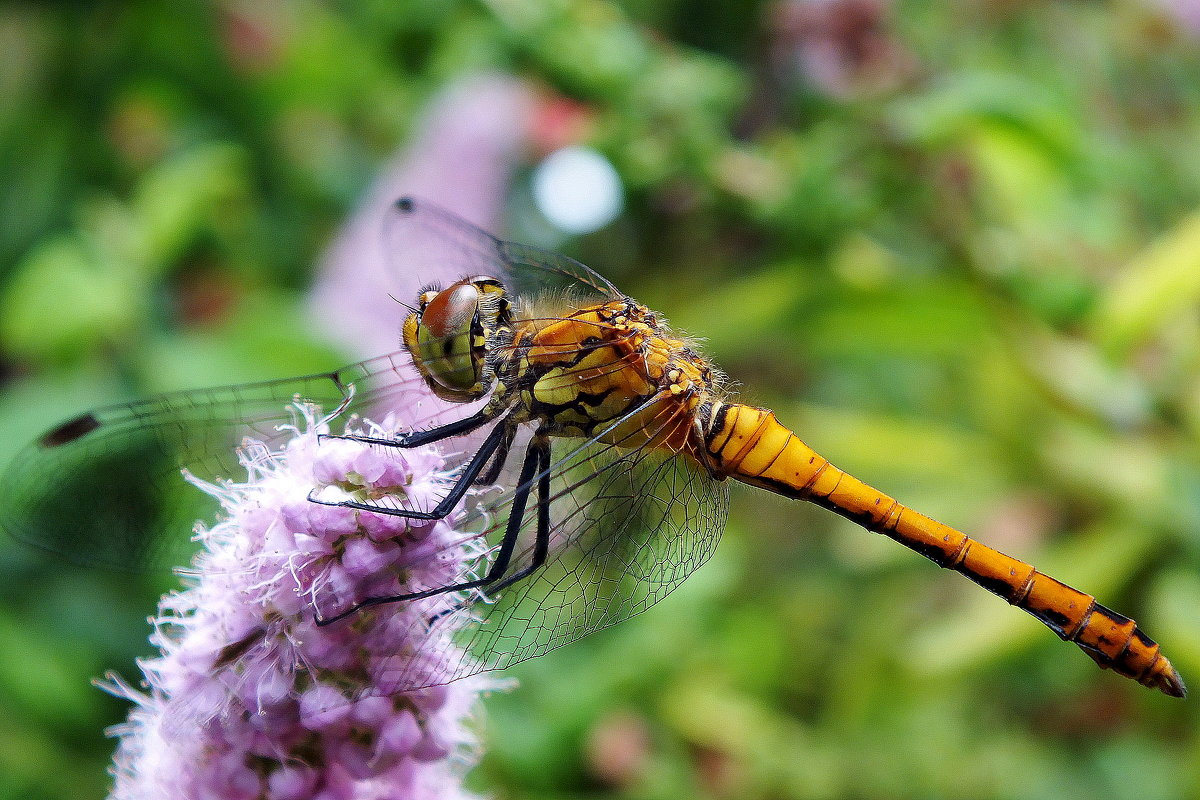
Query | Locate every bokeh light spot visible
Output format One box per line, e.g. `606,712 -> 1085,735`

531,146 -> 623,235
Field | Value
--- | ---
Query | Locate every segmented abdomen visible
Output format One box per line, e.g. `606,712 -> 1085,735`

700,402 -> 1186,698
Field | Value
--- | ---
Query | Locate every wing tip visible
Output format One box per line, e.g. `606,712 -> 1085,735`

39,413 -> 102,448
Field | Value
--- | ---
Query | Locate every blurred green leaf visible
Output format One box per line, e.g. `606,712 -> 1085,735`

0,234 -> 143,364
1091,210 -> 1200,358
0,612 -> 98,721
130,142 -> 251,269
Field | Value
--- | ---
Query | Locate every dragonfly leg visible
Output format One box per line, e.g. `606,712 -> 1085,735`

475,424 -> 516,485
307,419 -> 509,521
314,436 -> 547,627
321,408 -> 494,448
422,440 -> 552,628
481,440 -> 551,594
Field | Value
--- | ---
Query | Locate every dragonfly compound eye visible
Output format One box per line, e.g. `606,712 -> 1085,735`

410,281 -> 483,392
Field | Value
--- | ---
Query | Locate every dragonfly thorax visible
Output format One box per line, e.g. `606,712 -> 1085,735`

509,299 -> 716,450
402,275 -> 512,403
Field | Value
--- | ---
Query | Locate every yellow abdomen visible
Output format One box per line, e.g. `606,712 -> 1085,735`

699,402 -> 1185,698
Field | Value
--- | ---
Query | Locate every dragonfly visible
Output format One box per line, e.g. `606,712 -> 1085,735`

0,197 -> 1185,699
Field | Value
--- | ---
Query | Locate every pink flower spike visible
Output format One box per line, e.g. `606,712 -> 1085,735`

101,406 -> 496,800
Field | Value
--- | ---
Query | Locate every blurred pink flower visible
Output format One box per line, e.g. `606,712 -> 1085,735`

104,408 -> 489,800
311,75 -> 535,359
770,0 -> 913,98
1161,0 -> 1200,33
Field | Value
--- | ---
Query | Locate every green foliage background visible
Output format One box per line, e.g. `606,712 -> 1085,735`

1,1 -> 1199,798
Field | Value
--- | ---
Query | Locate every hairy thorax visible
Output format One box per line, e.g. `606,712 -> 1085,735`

504,300 -> 716,452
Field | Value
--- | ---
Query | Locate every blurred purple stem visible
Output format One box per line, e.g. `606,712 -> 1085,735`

310,74 -> 534,359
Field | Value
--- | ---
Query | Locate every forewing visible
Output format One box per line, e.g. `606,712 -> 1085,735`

0,353 -> 471,572
383,197 -> 621,304
0,316 -> 639,576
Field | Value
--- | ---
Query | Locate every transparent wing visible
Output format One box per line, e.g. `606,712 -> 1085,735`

383,196 -> 622,304
0,352 -> 479,572
0,293 -> 649,575
331,392 -> 730,692
427,415 -> 728,687
0,306 -> 658,569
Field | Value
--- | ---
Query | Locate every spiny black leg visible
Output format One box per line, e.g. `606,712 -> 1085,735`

485,440 -> 552,594
315,436 -> 545,627
308,419 -> 509,521
476,424 -> 515,486
321,408 -> 494,449
424,441 -> 552,627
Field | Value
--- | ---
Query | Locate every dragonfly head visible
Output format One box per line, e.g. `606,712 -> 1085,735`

403,276 -> 510,402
